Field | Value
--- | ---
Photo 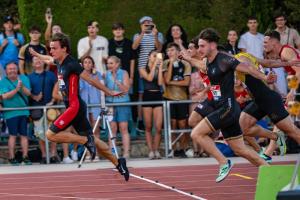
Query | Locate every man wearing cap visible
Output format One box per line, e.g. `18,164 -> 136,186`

19,25 -> 47,75
0,16 -> 25,71
77,21 -> 108,74
132,16 -> 164,131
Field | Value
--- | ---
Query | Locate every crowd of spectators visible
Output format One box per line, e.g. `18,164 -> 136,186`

0,10 -> 300,165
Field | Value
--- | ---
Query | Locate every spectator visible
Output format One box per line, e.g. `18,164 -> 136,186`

0,16 -> 25,70
224,30 -> 240,55
79,56 -> 102,159
163,24 -> 188,56
78,21 -> 108,74
105,56 -> 131,158
139,50 -> 163,159
0,62 -> 31,165
238,16 -> 264,58
163,43 -> 191,158
109,23 -> 135,91
28,56 -> 61,164
19,25 -> 47,75
132,16 -> 164,132
274,13 -> 300,49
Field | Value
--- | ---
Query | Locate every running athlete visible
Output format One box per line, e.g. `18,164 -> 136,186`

29,33 -> 129,181
190,28 -> 272,183
237,31 -> 300,159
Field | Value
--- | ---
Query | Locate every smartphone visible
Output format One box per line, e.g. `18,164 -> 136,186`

157,53 -> 163,60
145,24 -> 154,33
46,8 -> 52,15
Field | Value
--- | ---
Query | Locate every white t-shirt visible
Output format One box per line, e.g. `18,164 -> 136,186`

77,35 -> 108,73
238,32 -> 264,59
265,68 -> 287,97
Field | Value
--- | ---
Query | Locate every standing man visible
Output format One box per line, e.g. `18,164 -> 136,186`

109,23 -> 135,92
19,25 -> 47,75
0,62 -> 31,165
132,16 -> 164,132
30,33 -> 129,181
77,21 -> 108,74
274,13 -> 300,50
238,16 -> 264,59
0,16 -> 25,70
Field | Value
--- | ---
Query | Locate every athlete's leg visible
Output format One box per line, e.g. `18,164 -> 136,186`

227,137 -> 268,166
191,118 -> 227,165
94,137 -> 118,166
275,116 -> 300,144
239,112 -> 277,140
188,111 -> 204,128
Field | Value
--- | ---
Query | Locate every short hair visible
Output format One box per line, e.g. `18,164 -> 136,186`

273,12 -> 287,21
5,61 -> 18,69
166,42 -> 181,51
112,22 -> 125,30
265,30 -> 281,41
29,25 -> 41,33
248,16 -> 257,21
189,37 -> 199,49
198,28 -> 220,43
108,55 -> 121,64
51,32 -> 71,53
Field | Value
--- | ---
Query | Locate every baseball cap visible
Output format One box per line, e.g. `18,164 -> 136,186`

3,16 -> 14,24
139,16 -> 153,24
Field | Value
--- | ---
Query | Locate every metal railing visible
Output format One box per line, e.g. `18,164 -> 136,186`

0,99 -> 200,163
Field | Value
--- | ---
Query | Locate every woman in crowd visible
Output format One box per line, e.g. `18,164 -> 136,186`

79,56 -> 102,160
105,56 -> 131,158
139,50 -> 164,159
163,24 -> 188,57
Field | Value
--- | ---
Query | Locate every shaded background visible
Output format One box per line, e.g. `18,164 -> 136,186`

1,0 -> 299,56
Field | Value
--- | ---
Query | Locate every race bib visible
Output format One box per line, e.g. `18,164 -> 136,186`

210,85 -> 221,101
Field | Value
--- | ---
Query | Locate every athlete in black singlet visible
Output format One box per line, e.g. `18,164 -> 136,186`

191,28 -> 270,183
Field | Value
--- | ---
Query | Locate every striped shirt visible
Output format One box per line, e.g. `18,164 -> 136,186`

133,32 -> 163,69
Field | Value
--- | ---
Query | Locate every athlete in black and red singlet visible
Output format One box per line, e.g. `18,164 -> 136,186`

190,28 -> 271,183
29,33 -> 129,181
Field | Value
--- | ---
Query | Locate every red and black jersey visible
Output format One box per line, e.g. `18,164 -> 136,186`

53,55 -> 85,130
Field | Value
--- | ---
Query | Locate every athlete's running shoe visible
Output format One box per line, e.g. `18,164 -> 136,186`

216,160 -> 233,183
84,135 -> 96,160
116,157 -> 130,181
276,131 -> 287,156
259,153 -> 272,163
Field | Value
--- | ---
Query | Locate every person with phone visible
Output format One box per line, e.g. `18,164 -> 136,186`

132,16 -> 164,133
139,50 -> 164,159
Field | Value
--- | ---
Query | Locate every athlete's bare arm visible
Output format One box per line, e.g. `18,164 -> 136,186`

80,71 -> 121,96
235,57 -> 274,84
29,47 -> 54,65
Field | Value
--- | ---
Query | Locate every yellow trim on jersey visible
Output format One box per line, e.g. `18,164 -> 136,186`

234,52 -> 262,83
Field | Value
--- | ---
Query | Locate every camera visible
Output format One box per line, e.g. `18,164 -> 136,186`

145,24 -> 154,33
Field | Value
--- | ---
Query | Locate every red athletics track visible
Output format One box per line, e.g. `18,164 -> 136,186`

0,161 -> 295,200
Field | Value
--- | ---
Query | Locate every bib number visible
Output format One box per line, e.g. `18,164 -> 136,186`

211,85 -> 221,101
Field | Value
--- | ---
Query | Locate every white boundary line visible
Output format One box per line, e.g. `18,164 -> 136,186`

130,173 -> 207,200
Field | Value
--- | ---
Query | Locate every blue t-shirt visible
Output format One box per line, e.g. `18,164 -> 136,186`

0,32 -> 25,68
0,74 -> 31,119
28,71 -> 57,106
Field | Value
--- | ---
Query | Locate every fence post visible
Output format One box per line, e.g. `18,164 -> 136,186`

43,107 -> 50,164
163,101 -> 169,158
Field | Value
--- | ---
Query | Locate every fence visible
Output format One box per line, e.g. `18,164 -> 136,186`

0,100 -> 198,164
